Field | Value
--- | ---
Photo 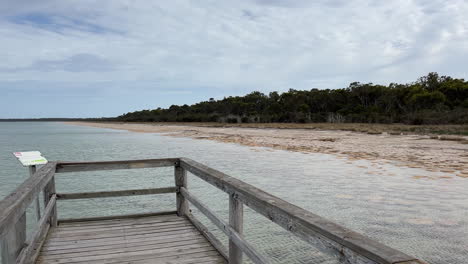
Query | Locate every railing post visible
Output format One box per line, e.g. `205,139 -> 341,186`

43,176 -> 57,227
0,214 -> 26,264
29,166 -> 41,222
229,193 -> 243,264
174,161 -> 189,216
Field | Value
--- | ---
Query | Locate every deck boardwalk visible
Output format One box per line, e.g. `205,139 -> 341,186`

0,158 -> 428,264
36,214 -> 226,264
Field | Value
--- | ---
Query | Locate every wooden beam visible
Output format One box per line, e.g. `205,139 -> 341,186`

58,211 -> 178,224
0,214 -> 25,264
180,158 -> 420,264
55,158 -> 179,173
43,176 -> 57,227
185,213 -> 228,261
180,187 -> 271,264
17,194 -> 57,264
29,166 -> 41,222
229,194 -> 243,264
57,187 -> 176,200
0,162 -> 56,237
174,163 -> 188,216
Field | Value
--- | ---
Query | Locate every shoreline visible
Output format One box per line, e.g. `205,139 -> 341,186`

66,121 -> 468,178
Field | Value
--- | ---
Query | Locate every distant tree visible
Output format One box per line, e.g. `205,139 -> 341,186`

117,72 -> 468,125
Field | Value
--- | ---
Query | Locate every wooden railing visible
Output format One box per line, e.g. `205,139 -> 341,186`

0,162 -> 57,264
0,158 -> 427,264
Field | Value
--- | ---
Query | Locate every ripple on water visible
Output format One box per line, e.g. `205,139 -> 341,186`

0,122 -> 467,264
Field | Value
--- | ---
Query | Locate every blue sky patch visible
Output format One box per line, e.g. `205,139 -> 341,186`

8,12 -> 120,35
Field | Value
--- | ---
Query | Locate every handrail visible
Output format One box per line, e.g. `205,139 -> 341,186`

180,187 -> 271,264
16,194 -> 57,264
0,162 -> 56,236
0,158 -> 427,264
56,187 -> 176,200
55,158 -> 178,173
179,157 -> 424,264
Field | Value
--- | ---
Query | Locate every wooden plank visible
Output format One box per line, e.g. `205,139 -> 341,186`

43,175 -> 57,227
0,162 -> 56,237
39,239 -> 212,260
45,225 -> 197,242
50,222 -> 193,239
37,211 -> 227,264
57,187 -> 176,200
130,255 -> 225,264
57,216 -> 184,230
58,213 -> 182,227
58,211 -> 177,223
38,248 -> 221,264
229,194 -> 243,264
29,165 -> 41,222
16,194 -> 57,264
180,187 -> 271,264
43,231 -> 203,251
36,244 -> 216,263
101,251 -> 224,264
42,235 -> 204,254
55,158 -> 178,173
180,158 -> 420,264
54,219 -> 188,234
0,213 -> 26,264
127,253 -> 225,264
174,163 -> 189,216
185,212 -> 228,261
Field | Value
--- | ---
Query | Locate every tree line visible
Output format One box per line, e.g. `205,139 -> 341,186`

118,72 -> 468,125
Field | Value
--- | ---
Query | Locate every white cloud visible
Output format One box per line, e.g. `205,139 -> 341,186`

0,0 -> 467,115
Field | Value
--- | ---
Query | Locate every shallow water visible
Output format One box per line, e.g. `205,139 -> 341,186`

0,122 -> 466,263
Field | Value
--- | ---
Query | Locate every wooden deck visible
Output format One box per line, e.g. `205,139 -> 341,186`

36,214 -> 226,264
0,158 -> 429,264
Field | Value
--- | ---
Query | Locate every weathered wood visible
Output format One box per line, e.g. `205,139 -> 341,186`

180,187 -> 271,264
16,194 -> 57,264
180,158 -> 419,264
44,229 -> 202,249
29,165 -> 41,222
185,212 -> 229,261
0,214 -> 26,264
229,194 -> 243,264
57,211 -> 178,224
55,158 -> 178,173
57,214 -> 183,228
42,233 -> 203,253
40,239 -> 211,260
0,157 -> 428,264
174,163 -> 189,216
57,187 -> 176,200
54,220 -> 189,234
37,247 -> 219,264
48,225 -> 196,241
0,162 -> 56,237
43,175 -> 57,227
36,214 -> 225,264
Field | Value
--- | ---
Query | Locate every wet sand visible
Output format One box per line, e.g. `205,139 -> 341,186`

67,122 -> 468,178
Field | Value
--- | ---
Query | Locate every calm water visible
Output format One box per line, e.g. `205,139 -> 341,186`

0,122 -> 467,264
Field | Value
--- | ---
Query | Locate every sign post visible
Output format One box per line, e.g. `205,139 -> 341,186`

13,151 -> 48,221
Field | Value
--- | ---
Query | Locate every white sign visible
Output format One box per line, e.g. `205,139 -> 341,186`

13,151 -> 48,166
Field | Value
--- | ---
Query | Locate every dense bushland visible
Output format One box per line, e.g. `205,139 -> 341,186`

118,73 -> 468,125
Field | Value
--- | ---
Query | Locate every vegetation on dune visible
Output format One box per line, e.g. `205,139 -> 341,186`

118,72 -> 468,125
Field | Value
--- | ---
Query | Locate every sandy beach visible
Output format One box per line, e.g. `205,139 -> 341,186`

67,122 -> 468,178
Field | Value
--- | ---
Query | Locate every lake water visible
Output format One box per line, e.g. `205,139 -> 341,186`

0,122 -> 467,264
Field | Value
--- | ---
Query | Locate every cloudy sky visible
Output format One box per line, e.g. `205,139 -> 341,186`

1,0 -> 467,118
